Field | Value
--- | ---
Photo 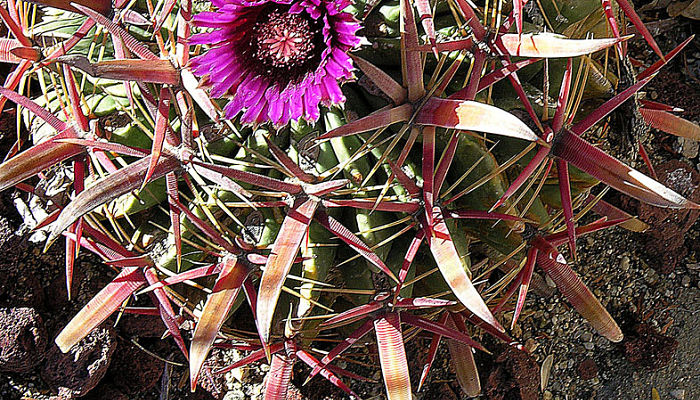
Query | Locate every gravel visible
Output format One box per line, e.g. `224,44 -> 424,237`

513,225 -> 700,400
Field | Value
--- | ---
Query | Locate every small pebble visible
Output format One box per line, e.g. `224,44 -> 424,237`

525,338 -> 539,352
670,389 -> 686,400
511,323 -> 522,337
584,342 -> 595,350
596,337 -> 608,348
581,332 -> 593,343
674,137 -> 700,159
620,256 -> 630,271
545,275 -> 556,288
644,269 -> 659,285
224,390 -> 246,400
681,275 -> 691,287
543,390 -> 553,400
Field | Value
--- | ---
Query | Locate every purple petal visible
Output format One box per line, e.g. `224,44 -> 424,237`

191,0 -> 359,126
288,86 -> 303,121
266,85 -> 285,124
322,75 -> 344,104
224,95 -> 245,119
303,88 -> 321,121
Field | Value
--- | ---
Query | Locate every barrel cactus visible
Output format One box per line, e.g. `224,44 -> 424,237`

0,0 -> 697,397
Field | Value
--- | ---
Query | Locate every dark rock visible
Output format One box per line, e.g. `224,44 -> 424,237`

530,272 -> 556,298
195,348 -> 228,400
42,274 -> 74,314
434,383 -> 459,400
108,338 -> 164,395
0,211 -> 14,249
623,322 -> 678,370
42,324 -> 117,398
117,314 -> 166,338
287,384 -> 305,400
485,345 -> 539,400
0,108 -> 17,144
577,358 -> 598,380
81,383 -> 129,400
0,239 -> 46,309
181,388 -> 221,400
0,307 -> 47,372
637,160 -> 700,273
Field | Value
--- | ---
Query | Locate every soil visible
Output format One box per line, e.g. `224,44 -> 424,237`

485,346 -> 539,400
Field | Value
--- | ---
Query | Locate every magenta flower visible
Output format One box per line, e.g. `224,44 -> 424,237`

190,0 -> 362,126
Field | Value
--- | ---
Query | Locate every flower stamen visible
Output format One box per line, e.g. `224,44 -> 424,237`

252,9 -> 316,70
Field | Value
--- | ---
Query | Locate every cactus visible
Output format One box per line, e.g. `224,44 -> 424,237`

0,0 -> 698,398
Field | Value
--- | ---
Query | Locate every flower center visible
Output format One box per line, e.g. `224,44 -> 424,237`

251,8 -> 316,70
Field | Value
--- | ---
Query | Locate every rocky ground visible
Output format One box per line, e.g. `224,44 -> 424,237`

519,226 -> 700,400
493,14 -> 700,400
509,13 -> 700,400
